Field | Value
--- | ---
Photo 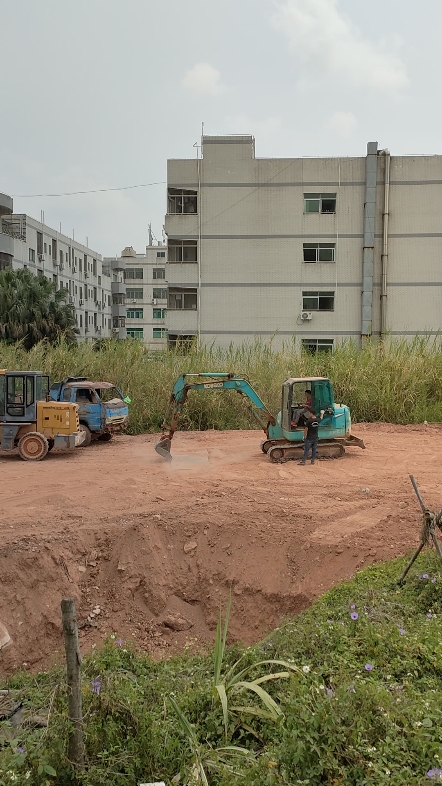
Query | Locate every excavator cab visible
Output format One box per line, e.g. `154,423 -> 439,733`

0,370 -> 84,461
281,377 -> 334,431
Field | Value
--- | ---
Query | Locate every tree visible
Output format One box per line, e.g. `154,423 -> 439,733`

0,268 -> 79,349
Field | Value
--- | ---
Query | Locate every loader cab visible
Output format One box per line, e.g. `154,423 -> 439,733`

281,377 -> 334,432
0,371 -> 49,423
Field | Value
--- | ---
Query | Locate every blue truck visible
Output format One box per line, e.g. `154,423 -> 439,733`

49,377 -> 129,446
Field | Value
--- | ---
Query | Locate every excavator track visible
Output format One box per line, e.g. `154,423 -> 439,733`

268,440 -> 345,463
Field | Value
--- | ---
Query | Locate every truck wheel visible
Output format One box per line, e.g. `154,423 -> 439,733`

98,432 -> 112,442
79,424 -> 92,447
18,432 -> 49,461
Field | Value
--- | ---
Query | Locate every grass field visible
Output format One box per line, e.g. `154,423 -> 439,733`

1,336 -> 442,433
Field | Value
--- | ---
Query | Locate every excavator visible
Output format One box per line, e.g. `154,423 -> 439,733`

155,373 -> 365,463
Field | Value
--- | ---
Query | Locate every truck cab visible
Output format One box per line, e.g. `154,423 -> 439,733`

49,377 -> 129,447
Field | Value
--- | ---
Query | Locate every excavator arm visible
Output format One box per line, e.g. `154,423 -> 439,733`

155,373 -> 276,459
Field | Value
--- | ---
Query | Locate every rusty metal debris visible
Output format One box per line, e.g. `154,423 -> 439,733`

399,475 -> 442,582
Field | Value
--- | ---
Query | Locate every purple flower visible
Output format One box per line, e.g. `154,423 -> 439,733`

17,746 -> 25,754
326,688 -> 334,697
398,628 -> 406,635
422,574 -> 429,579
116,638 -> 123,647
91,679 -> 101,695
427,769 -> 442,780
364,663 -> 374,671
427,613 -> 433,619
350,612 -> 359,621
431,578 -> 437,584
350,604 -> 356,610
394,685 -> 404,691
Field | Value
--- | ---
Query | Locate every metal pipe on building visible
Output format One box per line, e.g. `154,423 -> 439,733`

361,142 -> 378,343
197,139 -> 203,343
380,149 -> 390,339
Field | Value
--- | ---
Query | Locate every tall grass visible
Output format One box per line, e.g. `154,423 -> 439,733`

1,336 -> 442,433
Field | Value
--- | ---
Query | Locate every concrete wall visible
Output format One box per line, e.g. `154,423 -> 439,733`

166,138 -> 442,348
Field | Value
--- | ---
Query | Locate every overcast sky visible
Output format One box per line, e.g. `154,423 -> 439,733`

1,0 -> 440,256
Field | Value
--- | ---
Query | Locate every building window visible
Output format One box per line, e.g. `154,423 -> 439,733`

44,243 -> 47,253
153,308 -> 166,319
167,188 -> 197,214
302,339 -> 334,354
79,314 -> 83,328
302,291 -> 335,311
168,287 -> 197,310
168,240 -> 197,263
153,328 -> 167,338
156,251 -> 166,258
127,328 -> 144,339
125,268 -> 143,280
153,268 -> 165,280
126,309 -> 144,319
126,288 -> 143,300
304,193 -> 336,214
303,243 -> 335,263
93,259 -> 97,276
98,275 -> 101,284
108,295 -> 111,305
153,288 -> 167,300
29,248 -> 35,262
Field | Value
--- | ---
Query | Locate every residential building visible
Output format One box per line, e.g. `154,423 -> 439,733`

0,193 -> 112,341
103,244 -> 168,349
165,136 -> 442,350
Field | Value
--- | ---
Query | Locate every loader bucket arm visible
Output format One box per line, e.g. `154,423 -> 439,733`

155,373 -> 276,458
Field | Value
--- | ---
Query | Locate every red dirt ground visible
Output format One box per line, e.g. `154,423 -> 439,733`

0,423 -> 441,675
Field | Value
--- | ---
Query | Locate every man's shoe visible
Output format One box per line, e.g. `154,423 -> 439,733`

311,459 -> 315,465
299,460 -> 306,465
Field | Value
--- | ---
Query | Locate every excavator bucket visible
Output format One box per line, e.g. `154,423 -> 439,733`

155,437 -> 172,460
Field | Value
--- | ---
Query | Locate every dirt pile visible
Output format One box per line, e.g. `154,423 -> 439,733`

1,424 -> 440,674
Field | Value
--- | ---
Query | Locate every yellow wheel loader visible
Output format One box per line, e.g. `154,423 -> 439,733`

0,370 -> 85,461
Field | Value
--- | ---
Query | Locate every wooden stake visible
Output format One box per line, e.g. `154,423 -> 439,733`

61,598 -> 84,770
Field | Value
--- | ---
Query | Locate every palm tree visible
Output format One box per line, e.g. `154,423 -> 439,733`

0,268 -> 78,349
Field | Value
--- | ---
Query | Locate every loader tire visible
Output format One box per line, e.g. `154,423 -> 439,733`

18,432 -> 49,461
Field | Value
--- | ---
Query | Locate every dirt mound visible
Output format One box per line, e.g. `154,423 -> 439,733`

0,424 -> 439,674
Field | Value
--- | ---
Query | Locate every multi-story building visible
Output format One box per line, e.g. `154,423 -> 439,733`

165,136 -> 442,350
104,244 -> 168,350
0,193 -> 112,341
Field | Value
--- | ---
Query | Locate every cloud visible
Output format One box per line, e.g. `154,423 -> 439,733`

326,110 -> 358,139
272,0 -> 408,94
181,62 -> 225,95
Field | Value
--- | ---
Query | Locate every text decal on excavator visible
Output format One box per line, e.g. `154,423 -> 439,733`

203,382 -> 224,389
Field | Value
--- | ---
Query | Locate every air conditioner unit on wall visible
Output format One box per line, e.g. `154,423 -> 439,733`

301,311 -> 313,321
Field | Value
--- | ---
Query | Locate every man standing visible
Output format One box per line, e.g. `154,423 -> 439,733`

299,408 -> 320,465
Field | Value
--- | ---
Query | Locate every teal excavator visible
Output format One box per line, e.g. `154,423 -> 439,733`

155,373 -> 365,463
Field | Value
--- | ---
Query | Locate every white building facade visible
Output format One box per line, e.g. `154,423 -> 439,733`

104,244 -> 168,350
165,136 -> 442,350
0,195 -> 112,341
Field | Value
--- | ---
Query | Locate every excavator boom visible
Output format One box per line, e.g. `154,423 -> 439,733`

155,373 -> 275,459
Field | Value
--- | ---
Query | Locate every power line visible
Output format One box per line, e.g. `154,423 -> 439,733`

12,181 -> 166,198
